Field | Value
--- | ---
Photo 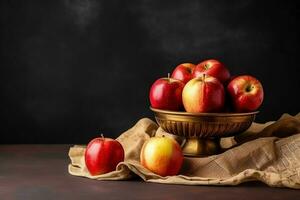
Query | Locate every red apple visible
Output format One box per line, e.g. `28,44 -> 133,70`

171,63 -> 195,84
182,74 -> 225,113
149,75 -> 185,111
227,75 -> 264,112
85,135 -> 125,176
140,136 -> 183,176
193,59 -> 230,83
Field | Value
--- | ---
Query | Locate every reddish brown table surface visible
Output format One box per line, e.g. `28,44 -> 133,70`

0,145 -> 299,200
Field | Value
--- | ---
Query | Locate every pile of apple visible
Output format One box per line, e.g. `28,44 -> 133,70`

150,59 -> 264,113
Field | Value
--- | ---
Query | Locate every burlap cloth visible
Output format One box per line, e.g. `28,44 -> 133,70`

68,113 -> 300,189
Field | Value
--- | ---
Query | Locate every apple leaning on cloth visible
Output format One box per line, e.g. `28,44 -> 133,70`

85,135 -> 124,176
140,136 -> 183,176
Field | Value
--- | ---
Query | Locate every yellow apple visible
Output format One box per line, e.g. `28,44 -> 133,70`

182,75 -> 225,113
140,136 -> 183,176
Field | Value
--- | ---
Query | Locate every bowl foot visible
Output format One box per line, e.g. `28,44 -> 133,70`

182,138 -> 220,157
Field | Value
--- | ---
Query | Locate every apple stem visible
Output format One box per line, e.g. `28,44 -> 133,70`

203,73 -> 206,81
101,134 -> 104,139
167,73 -> 170,79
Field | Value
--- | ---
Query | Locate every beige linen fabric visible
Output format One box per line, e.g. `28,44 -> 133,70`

68,113 -> 300,189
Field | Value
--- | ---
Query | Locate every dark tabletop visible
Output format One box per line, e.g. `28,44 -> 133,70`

0,145 -> 299,200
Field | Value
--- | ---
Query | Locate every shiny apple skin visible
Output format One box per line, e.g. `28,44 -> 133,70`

227,75 -> 264,112
140,136 -> 183,176
193,59 -> 230,83
182,75 -> 225,113
149,77 -> 185,111
85,137 -> 125,176
171,63 -> 196,84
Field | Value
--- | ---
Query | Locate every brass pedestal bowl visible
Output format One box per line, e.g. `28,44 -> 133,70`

150,107 -> 258,157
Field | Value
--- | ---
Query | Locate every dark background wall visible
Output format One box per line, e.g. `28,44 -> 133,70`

1,0 -> 299,143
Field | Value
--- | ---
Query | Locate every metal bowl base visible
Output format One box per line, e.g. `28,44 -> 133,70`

181,137 -> 220,157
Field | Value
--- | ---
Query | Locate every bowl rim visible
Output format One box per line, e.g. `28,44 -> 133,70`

150,107 -> 259,117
